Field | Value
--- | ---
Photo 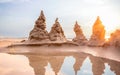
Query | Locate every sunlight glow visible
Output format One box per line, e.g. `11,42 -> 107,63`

102,16 -> 119,32
100,14 -> 120,38
105,36 -> 110,42
102,18 -> 119,38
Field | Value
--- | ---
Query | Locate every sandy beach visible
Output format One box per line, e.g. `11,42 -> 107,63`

0,38 -> 26,47
0,38 -> 120,63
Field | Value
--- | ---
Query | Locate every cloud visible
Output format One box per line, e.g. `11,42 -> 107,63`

0,0 -> 30,3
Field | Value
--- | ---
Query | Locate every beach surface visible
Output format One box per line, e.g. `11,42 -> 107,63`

0,38 -> 120,62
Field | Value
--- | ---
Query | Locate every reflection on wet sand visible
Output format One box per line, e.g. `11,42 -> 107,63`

106,58 -> 120,75
49,56 -> 65,75
90,55 -> 120,75
73,53 -> 87,75
26,55 -> 65,75
26,55 -> 48,75
90,55 -> 105,75
12,52 -> 120,75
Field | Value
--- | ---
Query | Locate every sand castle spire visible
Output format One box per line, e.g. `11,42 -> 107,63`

72,21 -> 87,45
39,10 -> 46,23
109,29 -> 120,47
55,18 -> 58,22
49,18 -> 66,42
29,10 -> 49,41
75,21 -> 78,25
94,16 -> 102,26
97,16 -> 100,20
40,10 -> 44,16
88,16 -> 105,46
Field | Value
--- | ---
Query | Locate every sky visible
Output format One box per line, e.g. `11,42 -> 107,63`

0,0 -> 120,38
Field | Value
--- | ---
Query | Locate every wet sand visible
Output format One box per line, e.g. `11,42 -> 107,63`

0,38 -> 120,62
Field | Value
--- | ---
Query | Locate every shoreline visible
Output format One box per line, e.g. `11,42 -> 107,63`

0,38 -> 120,62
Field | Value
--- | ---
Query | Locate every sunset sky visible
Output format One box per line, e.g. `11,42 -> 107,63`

0,0 -> 120,38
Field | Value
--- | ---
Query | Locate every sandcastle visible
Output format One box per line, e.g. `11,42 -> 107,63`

88,16 -> 106,46
49,18 -> 67,42
72,21 -> 88,45
29,11 -> 67,43
29,10 -> 49,41
108,30 -> 120,47
28,10 -> 120,47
